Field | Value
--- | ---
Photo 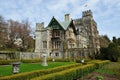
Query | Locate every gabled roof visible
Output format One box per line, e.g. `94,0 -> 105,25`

58,21 -> 71,30
48,17 -> 71,30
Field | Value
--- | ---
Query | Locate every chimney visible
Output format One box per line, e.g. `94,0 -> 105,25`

65,14 -> 70,21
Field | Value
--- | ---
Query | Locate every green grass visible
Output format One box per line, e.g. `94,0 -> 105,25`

0,62 -> 75,77
94,69 -> 116,75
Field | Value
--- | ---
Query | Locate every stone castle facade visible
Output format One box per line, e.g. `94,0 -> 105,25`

35,10 -> 100,59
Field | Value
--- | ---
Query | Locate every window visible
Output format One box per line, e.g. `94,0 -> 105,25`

55,31 -> 60,37
68,40 -> 75,48
55,53 -> 59,56
50,53 -> 52,56
55,41 -> 61,49
43,41 -> 47,48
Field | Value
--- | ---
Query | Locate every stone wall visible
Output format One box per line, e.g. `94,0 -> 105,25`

19,52 -> 41,59
0,52 -> 41,60
0,51 -> 19,60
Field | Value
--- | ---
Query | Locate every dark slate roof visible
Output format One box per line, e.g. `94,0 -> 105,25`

48,17 -> 72,30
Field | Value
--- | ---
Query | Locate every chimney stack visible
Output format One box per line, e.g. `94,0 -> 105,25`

65,14 -> 70,21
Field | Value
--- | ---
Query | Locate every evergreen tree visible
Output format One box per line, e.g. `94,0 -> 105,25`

107,43 -> 120,62
99,35 -> 111,48
112,36 -> 117,43
117,38 -> 120,46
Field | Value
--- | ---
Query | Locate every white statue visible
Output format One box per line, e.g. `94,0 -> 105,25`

41,54 -> 48,66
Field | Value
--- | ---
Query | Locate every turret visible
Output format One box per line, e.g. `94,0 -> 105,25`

82,10 -> 93,18
36,22 -> 44,31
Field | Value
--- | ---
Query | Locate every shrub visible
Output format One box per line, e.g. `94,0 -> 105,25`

0,59 -> 42,65
21,59 -> 42,63
0,59 -> 20,65
99,43 -> 120,62
0,58 -> 74,65
47,58 -> 71,62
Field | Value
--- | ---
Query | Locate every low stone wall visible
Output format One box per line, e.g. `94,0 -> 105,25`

0,52 -> 41,60
0,51 -> 19,60
0,53 -> 8,60
20,52 -> 41,59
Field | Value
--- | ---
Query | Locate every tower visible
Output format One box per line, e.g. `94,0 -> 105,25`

35,22 -> 52,57
82,10 -> 100,56
35,22 -> 44,53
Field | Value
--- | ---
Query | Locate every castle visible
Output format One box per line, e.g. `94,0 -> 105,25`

35,10 -> 100,59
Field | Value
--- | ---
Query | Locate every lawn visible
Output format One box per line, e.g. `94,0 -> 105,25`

0,62 -> 75,77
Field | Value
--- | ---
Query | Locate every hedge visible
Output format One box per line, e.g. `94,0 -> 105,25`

47,58 -> 71,62
0,63 -> 81,80
94,60 -> 110,69
21,58 -> 71,63
0,59 -> 20,65
21,59 -> 42,63
76,59 -> 91,63
22,58 -> 71,63
0,58 -> 73,65
87,60 -> 102,64
86,60 -> 110,70
0,59 -> 42,65
31,60 -> 110,80
0,60 -> 110,80
31,64 -> 96,80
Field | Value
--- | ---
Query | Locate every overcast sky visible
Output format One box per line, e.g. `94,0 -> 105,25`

0,0 -> 120,39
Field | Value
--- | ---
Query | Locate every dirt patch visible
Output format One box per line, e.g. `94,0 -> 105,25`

78,72 -> 119,80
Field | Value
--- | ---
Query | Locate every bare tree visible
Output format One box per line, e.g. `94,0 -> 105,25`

0,15 -> 34,51
0,15 -> 8,50
21,20 -> 31,47
7,19 -> 32,51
